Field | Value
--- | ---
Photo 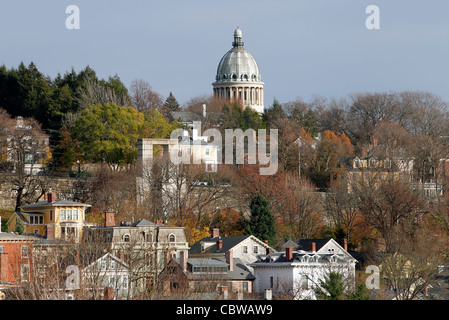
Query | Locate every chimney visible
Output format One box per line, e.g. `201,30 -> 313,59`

103,287 -> 114,300
225,249 -> 233,271
202,104 -> 206,118
156,220 -> 164,226
309,242 -> 316,253
217,240 -> 223,250
164,251 -> 171,265
45,225 -> 54,239
180,250 -> 188,272
210,228 -> 219,238
104,212 -> 115,227
219,285 -> 228,300
47,192 -> 55,203
264,240 -> 272,255
343,239 -> 348,251
285,247 -> 293,261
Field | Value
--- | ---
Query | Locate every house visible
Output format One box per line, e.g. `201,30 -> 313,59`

0,232 -> 36,289
189,228 -> 275,272
83,214 -> 189,295
4,116 -> 51,175
251,239 -> 357,300
7,192 -> 91,243
158,249 -> 255,298
330,156 -> 411,192
78,252 -> 131,300
175,121 -> 219,172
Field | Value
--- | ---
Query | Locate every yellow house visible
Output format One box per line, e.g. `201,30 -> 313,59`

330,156 -> 406,192
7,192 -> 91,243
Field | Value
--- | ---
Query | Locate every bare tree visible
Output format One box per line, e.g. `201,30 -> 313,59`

129,79 -> 164,114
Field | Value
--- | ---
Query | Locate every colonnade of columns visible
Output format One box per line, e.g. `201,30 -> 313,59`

213,84 -> 264,107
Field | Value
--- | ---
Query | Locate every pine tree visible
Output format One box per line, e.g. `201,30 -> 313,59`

15,218 -> 25,235
163,92 -> 181,120
314,271 -> 346,300
244,194 -> 276,245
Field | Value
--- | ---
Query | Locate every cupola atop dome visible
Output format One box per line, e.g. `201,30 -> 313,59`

212,28 -> 265,114
232,27 -> 244,47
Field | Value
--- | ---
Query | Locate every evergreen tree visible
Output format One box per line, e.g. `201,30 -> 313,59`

314,271 -> 346,300
14,218 -> 25,235
164,92 -> 181,112
244,194 -> 276,245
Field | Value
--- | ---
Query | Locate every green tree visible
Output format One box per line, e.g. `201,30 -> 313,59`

163,92 -> 181,119
244,194 -> 276,245
14,218 -> 25,235
346,284 -> 370,300
314,271 -> 346,300
70,103 -> 178,170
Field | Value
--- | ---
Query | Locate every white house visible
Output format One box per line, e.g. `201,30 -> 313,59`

250,239 -> 357,300
188,228 -> 275,273
80,252 -> 131,300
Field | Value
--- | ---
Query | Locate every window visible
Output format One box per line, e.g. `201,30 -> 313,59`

61,227 -> 77,241
21,245 -> 29,258
253,246 -> 259,254
300,275 -> 309,290
109,261 -> 115,270
243,246 -> 248,254
34,229 -> 39,234
0,246 -> 4,254
60,209 -> 66,220
123,234 -> 130,243
205,148 -> 210,156
39,216 -> 43,224
50,210 -> 53,221
243,282 -> 248,292
21,264 -> 30,282
270,276 -> 274,289
122,276 -> 128,289
101,261 -> 107,270
169,234 -> 176,243
30,216 -> 34,224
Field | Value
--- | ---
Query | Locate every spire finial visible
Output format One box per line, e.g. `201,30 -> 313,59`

232,27 -> 243,47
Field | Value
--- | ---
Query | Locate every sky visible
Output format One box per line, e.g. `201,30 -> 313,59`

1,0 -> 449,109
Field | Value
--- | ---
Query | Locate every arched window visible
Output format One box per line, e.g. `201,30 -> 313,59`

123,234 -> 130,243
169,234 -> 176,243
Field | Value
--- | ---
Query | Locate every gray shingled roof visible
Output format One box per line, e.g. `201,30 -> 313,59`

186,257 -> 255,281
131,219 -> 158,227
20,199 -> 91,209
189,235 -> 252,254
0,232 -> 38,241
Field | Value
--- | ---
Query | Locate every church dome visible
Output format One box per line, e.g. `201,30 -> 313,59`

214,28 -> 261,83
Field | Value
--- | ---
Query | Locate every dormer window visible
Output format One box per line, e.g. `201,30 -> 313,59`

169,234 -> 176,243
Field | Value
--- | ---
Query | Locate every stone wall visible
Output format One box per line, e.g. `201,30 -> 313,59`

0,173 -> 92,210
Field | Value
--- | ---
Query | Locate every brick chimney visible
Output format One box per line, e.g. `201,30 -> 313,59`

47,192 -> 55,203
45,225 -> 54,239
285,247 -> 293,261
264,240 -> 272,255
225,249 -> 233,271
210,228 -> 219,238
104,212 -> 115,227
156,220 -> 164,226
103,287 -> 114,300
180,250 -> 188,272
309,242 -> 316,252
343,239 -> 348,251
217,240 -> 223,250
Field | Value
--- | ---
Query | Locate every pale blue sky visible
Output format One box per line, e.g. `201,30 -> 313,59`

1,1 -> 448,108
